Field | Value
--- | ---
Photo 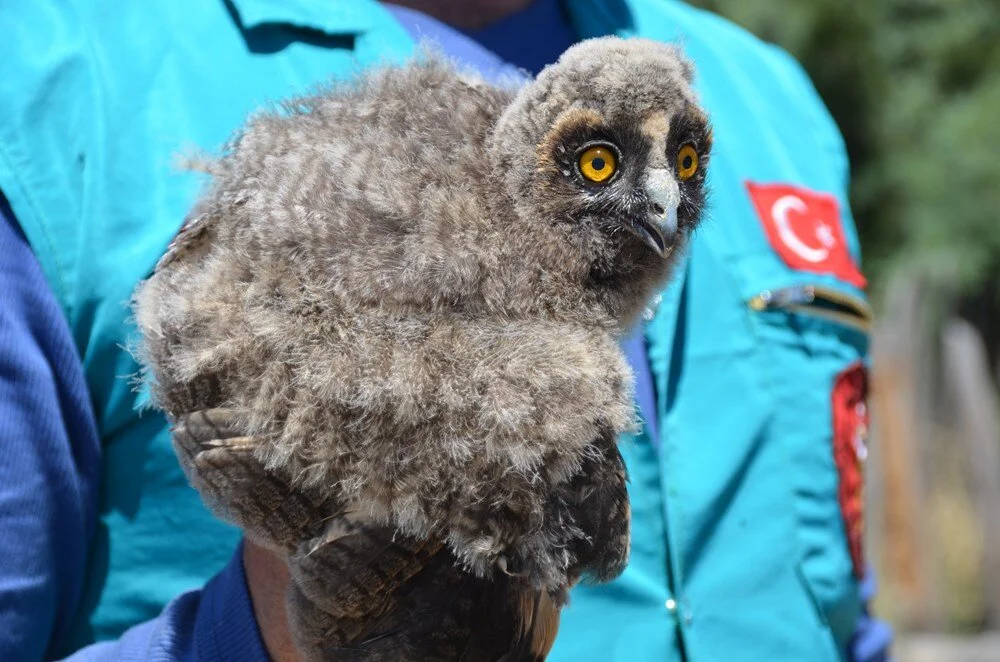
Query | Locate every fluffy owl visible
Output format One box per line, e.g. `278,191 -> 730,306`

134,37 -> 711,661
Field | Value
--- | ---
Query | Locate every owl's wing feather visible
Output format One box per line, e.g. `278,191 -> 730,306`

172,407 -> 334,551
155,211 -> 215,272
155,184 -> 249,273
175,407 -> 559,661
559,425 -> 631,583
289,523 -> 558,661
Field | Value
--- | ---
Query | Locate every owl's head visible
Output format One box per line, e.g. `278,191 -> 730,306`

489,37 -> 711,323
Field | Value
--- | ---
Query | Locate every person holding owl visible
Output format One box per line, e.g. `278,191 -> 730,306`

0,0 -> 890,661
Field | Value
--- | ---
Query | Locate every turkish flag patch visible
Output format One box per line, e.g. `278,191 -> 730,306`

745,182 -> 867,288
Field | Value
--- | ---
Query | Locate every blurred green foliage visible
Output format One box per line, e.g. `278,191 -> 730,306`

690,0 -> 1000,300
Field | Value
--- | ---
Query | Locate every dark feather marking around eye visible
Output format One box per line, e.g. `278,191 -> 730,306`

667,107 -> 711,160
549,119 -> 645,172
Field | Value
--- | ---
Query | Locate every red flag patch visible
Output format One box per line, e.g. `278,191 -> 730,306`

832,362 -> 869,579
746,182 -> 866,288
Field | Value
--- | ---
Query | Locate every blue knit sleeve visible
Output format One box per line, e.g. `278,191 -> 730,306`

62,542 -> 268,662
0,194 -> 102,660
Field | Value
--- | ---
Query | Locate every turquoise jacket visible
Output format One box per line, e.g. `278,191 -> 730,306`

0,1 -> 869,659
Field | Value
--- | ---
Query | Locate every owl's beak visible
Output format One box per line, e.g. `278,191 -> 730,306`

632,169 -> 680,258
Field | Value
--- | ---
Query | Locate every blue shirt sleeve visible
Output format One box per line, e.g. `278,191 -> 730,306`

62,541 -> 267,662
0,195 -> 102,660
384,5 -> 526,82
851,566 -> 894,662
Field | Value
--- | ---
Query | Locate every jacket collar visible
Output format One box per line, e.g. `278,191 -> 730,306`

563,0 -> 634,38
228,0 -> 637,39
226,0 -> 384,34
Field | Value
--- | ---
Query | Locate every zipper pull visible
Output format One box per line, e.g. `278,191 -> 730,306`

749,285 -> 816,311
748,284 -> 873,332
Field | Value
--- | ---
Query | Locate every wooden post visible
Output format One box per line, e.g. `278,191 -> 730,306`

870,271 -> 944,629
941,319 -> 1000,625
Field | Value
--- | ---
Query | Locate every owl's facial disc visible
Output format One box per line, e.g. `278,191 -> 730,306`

534,104 -> 710,268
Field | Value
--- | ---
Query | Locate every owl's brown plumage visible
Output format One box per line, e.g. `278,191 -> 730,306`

135,37 -> 711,660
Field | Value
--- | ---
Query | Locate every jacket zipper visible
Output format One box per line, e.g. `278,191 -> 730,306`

748,285 -> 873,333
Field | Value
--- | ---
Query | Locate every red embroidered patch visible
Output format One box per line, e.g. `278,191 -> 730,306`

832,362 -> 868,578
745,182 -> 867,289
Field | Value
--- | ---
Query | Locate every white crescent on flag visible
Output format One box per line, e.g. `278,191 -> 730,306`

771,194 -> 831,263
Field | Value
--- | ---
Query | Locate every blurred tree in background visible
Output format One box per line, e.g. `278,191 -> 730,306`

690,0 -> 1000,341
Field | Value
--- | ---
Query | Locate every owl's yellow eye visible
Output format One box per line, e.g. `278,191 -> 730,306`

578,146 -> 617,183
677,144 -> 698,180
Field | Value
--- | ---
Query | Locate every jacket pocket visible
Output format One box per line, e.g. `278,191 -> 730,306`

748,284 -> 872,334
743,279 -> 870,651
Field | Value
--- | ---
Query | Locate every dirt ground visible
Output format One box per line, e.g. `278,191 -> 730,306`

895,632 -> 1000,662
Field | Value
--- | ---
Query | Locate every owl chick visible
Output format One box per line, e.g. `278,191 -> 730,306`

135,37 -> 711,661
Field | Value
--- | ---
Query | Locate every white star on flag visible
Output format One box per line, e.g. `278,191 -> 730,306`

816,222 -> 837,248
